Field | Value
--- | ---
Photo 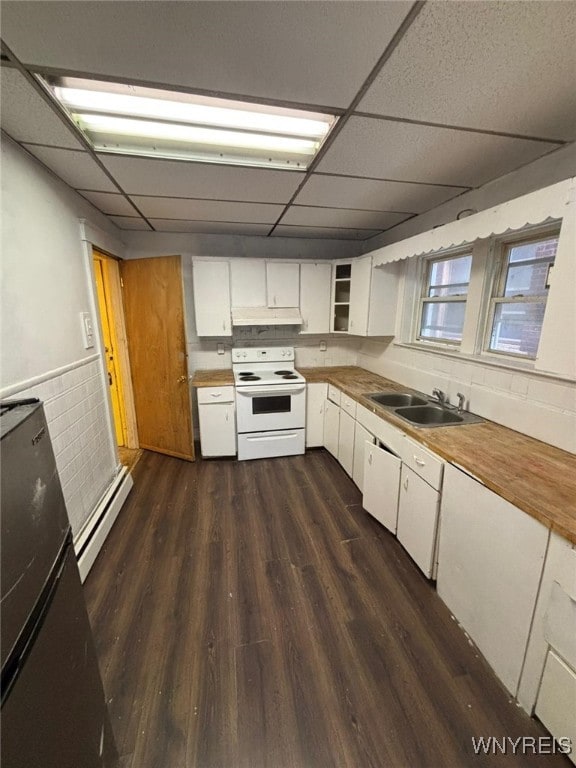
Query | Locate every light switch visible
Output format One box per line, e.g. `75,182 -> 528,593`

80,312 -> 95,349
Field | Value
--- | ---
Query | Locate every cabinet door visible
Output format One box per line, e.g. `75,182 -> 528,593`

300,262 -> 331,334
397,465 -> 440,579
348,256 -> 371,336
437,464 -> 548,695
338,410 -> 355,476
362,442 -> 401,533
230,259 -> 266,307
323,399 -> 340,459
193,260 -> 231,336
306,383 -> 327,448
266,262 -> 299,307
352,423 -> 373,492
535,651 -> 576,756
198,402 -> 236,457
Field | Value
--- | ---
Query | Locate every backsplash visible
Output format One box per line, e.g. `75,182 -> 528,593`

358,341 -> 576,454
7,357 -> 118,536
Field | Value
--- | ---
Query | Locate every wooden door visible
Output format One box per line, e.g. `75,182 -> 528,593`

121,256 -> 194,461
93,256 -> 127,446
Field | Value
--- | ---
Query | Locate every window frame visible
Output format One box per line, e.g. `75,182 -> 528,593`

482,228 -> 560,361
414,248 -> 473,347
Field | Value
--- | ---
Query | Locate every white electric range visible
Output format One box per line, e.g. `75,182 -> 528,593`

232,347 -> 306,461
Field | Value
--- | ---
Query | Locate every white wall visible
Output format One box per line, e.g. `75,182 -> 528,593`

1,139 -> 123,535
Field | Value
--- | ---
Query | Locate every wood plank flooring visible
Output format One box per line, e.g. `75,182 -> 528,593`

84,450 -> 569,768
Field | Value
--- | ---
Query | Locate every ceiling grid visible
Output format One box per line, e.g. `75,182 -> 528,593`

0,0 -> 574,242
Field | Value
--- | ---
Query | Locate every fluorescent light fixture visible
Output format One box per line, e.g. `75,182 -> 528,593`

47,77 -> 337,170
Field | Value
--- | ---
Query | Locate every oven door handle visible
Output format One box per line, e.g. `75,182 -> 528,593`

236,385 -> 306,396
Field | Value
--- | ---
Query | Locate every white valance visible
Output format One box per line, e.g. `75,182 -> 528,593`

371,178 -> 575,266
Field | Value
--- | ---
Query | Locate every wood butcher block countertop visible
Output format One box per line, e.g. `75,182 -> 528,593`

192,365 -> 576,544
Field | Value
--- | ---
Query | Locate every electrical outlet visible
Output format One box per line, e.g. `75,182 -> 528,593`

217,343 -> 225,355
319,341 -> 327,352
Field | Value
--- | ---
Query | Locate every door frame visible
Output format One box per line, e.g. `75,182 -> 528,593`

92,248 -> 139,449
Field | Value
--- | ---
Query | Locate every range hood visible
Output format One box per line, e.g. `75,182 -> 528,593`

231,306 -> 303,326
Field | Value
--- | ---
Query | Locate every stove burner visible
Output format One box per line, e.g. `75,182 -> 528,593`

239,372 -> 254,376
274,370 -> 293,375
281,374 -> 298,379
239,375 -> 260,381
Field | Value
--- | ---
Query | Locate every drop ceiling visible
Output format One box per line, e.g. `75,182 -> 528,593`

1,1 -> 575,242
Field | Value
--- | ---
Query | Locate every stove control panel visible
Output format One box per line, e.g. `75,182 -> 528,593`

232,347 -> 294,364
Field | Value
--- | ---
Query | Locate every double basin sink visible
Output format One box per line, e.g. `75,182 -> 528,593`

366,391 -> 484,428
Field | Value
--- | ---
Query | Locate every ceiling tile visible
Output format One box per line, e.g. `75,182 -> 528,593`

316,117 -> 558,187
109,216 -> 152,231
359,1 -> 576,141
272,225 -> 380,241
78,190 -> 137,216
22,145 -> 118,191
99,156 -> 304,203
130,196 -> 283,224
281,206 -> 409,230
148,220 -> 272,236
0,66 -> 84,149
1,1 -> 411,107
297,175 -> 466,213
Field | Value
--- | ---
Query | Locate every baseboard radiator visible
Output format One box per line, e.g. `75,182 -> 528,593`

75,467 -> 134,582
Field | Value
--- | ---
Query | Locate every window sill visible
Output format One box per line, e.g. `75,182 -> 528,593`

393,341 -> 575,384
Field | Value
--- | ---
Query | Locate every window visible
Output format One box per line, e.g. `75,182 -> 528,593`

417,253 -> 472,343
486,233 -> 559,359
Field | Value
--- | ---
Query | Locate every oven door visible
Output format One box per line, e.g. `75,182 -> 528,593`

236,384 -> 306,433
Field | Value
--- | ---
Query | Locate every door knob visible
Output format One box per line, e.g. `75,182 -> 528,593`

177,375 -> 188,384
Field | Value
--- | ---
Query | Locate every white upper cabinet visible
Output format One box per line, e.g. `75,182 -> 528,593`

300,262 -> 331,334
230,259 -> 266,307
348,255 -> 399,337
193,260 -> 232,336
331,256 -> 398,337
266,262 -> 300,307
348,257 -> 372,335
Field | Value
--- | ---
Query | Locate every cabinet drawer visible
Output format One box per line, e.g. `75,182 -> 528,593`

340,393 -> 357,418
197,386 -> 235,404
397,436 -> 444,490
327,384 -> 341,405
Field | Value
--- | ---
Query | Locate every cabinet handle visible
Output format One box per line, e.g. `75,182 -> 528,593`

225,411 -> 229,422
222,320 -> 226,331
211,392 -> 222,398
414,456 -> 425,467
404,477 -> 409,491
368,452 -> 373,465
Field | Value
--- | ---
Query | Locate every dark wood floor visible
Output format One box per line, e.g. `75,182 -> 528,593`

84,449 -> 568,768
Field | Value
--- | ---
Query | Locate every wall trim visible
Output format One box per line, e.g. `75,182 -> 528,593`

0,354 -> 100,399
75,466 -> 134,582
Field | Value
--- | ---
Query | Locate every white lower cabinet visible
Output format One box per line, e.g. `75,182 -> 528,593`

362,441 -> 401,533
397,465 -> 440,578
352,423 -> 373,492
535,651 -> 576,764
437,463 -> 549,695
337,410 -> 355,476
323,399 -> 340,459
197,386 -> 236,457
306,383 -> 327,447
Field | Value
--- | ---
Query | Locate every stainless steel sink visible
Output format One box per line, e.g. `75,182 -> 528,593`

369,392 -> 428,407
395,405 -> 463,425
365,389 -> 484,428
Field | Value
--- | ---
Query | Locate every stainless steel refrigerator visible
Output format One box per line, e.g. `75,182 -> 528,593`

1,399 -> 117,768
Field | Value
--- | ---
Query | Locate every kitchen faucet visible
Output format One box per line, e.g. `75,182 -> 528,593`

432,388 -> 447,405
456,392 -> 466,414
